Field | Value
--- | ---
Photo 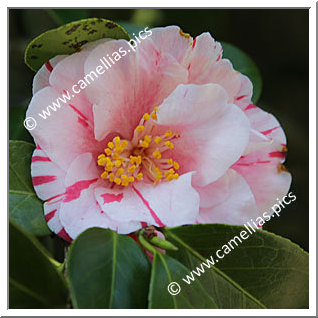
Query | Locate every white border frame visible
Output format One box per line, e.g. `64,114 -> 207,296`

3,1 -> 316,316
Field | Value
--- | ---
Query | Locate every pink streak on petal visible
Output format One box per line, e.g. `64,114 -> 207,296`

32,175 -> 56,186
244,104 -> 257,110
236,94 -> 248,101
46,193 -> 64,202
100,193 -> 124,204
45,61 -> 53,73
45,209 -> 57,222
236,160 -> 271,167
63,178 -> 98,203
140,221 -> 148,227
77,117 -> 89,127
32,156 -> 51,162
57,228 -> 72,242
192,37 -> 197,49
69,104 -> 88,120
261,126 -> 279,135
132,185 -> 165,227
269,151 -> 286,159
35,144 -> 42,150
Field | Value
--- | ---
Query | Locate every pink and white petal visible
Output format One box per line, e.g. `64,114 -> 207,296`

59,187 -> 109,239
196,172 -> 232,209
26,87 -> 103,170
49,38 -> 111,92
243,104 -> 287,145
235,140 -> 288,171
84,39 -> 188,141
131,172 -> 200,227
64,152 -> 99,186
95,172 -> 200,229
56,152 -> 100,207
115,220 -> 142,235
37,152 -> 100,238
32,55 -> 67,94
43,200 -> 63,235
197,169 -> 259,224
95,186 -> 151,224
243,129 -> 273,155
204,59 -> 242,104
233,161 -> 291,213
145,26 -> 192,63
156,83 -> 250,186
31,147 -> 66,201
131,171 -> 200,228
190,59 -> 242,104
60,185 -> 140,238
44,198 -> 73,242
182,32 -> 223,72
38,152 -> 101,240
233,74 -> 253,109
56,153 -> 128,239
181,33 -> 241,102
48,51 -> 96,123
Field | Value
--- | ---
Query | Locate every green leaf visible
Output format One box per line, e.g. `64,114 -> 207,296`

9,140 -> 50,236
117,21 -> 145,37
46,9 -> 89,25
222,42 -> 262,104
67,228 -> 151,308
164,224 -> 309,309
148,252 -> 218,308
25,18 -> 130,72
9,222 -> 68,308
9,106 -> 33,143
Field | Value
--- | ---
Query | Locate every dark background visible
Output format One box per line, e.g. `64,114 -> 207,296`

9,9 -> 309,253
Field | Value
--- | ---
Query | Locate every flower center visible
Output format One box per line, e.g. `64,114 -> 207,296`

97,107 -> 180,187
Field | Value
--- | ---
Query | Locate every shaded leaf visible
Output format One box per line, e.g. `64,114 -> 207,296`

67,228 -> 151,308
9,106 -> 33,143
222,42 -> 262,104
117,21 -> 146,37
9,222 -> 68,308
164,224 -> 309,309
25,18 -> 130,71
148,252 -> 218,309
9,140 -> 49,236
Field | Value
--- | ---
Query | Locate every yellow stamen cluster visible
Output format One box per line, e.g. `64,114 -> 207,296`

97,106 -> 180,187
97,136 -> 143,187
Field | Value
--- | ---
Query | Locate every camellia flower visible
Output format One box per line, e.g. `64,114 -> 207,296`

26,26 -> 291,241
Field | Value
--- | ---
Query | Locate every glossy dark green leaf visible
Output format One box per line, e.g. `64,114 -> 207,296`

25,18 -> 130,71
9,140 -> 50,236
9,222 -> 68,308
46,9 -> 89,25
67,228 -> 151,308
222,42 -> 262,104
148,252 -> 217,309
164,224 -> 309,309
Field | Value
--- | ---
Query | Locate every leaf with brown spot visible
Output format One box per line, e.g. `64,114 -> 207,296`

25,18 -> 130,72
